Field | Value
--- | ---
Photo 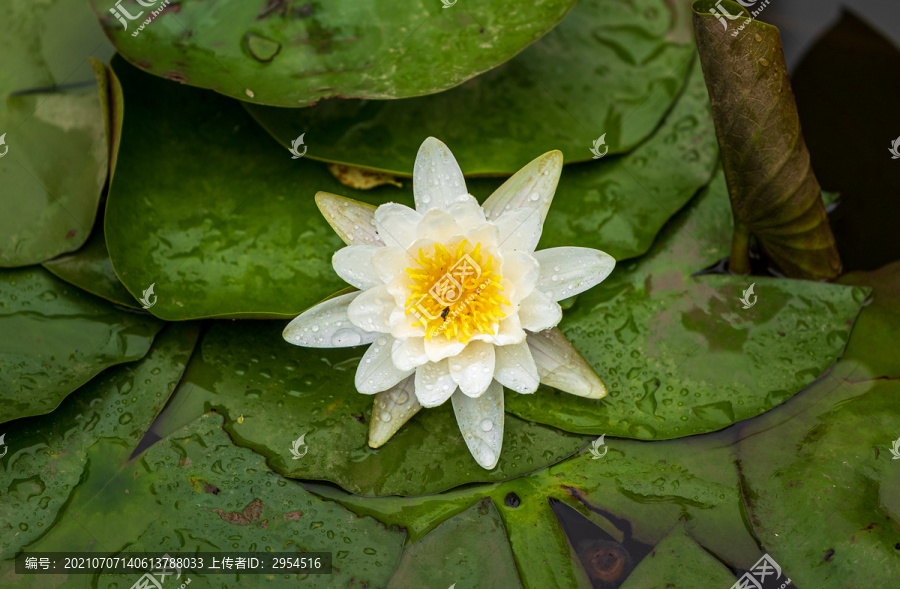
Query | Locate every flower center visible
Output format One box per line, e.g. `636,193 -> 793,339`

405,240 -> 507,343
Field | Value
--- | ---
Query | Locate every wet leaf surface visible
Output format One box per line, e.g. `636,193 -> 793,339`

0,0 -> 111,266
104,56 -> 416,321
246,0 -> 696,175
738,375 -> 900,588
506,171 -> 867,438
692,0 -> 841,279
150,321 -> 589,496
0,323 -> 199,558
386,498 -> 523,589
837,261 -> 900,379
87,0 -> 577,107
0,267 -> 163,425
619,522 -> 737,589
1,414 -> 406,588
308,429 -> 761,589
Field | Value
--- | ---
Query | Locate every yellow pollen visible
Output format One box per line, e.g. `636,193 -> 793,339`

404,240 -> 508,343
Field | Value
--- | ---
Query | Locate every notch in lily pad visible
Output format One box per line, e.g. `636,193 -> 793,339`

244,33 -> 282,63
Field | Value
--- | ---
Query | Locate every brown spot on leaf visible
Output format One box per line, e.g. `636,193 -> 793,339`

824,548 -> 835,562
283,511 -> 303,521
66,230 -> 77,239
165,70 -> 188,83
213,499 -> 265,526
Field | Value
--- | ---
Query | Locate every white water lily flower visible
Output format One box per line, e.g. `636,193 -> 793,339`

284,138 -> 615,469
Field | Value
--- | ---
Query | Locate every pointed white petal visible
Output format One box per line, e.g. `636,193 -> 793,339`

501,251 -> 540,301
414,360 -> 457,407
415,208 -> 465,244
495,208 -> 543,253
527,328 -> 607,399
368,376 -> 422,448
413,137 -> 467,212
333,245 -> 383,290
372,245 -> 415,287
355,335 -> 414,394
446,194 -> 486,231
391,336 -> 429,371
374,202 -> 422,249
518,290 -> 562,332
452,381 -> 504,470
482,151 -> 562,222
493,340 -> 540,394
449,340 -> 495,397
534,247 -> 615,301
315,192 -> 383,246
347,285 -> 395,333
283,292 -> 377,348
423,335 -> 466,362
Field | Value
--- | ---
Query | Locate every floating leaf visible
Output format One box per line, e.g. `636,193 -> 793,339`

0,323 -> 199,558
387,499 -> 523,589
506,171 -> 866,438
87,0 -> 578,107
1,414 -> 406,588
0,0 -> 112,266
0,267 -> 163,425
692,0 -> 841,278
246,0 -> 696,175
148,321 -> 589,496
838,261 -> 900,378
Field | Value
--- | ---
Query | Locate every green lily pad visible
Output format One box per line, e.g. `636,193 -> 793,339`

2,413 -> 406,588
0,323 -> 199,559
738,375 -> 900,588
505,170 -> 867,438
309,430 -> 762,589
105,56 -> 417,321
692,0 -> 841,279
387,498 -> 523,589
148,321 -> 590,496
837,261 -> 900,378
0,0 -> 111,266
246,0 -> 696,175
0,267 -> 163,425
43,208 -> 139,308
87,0 -> 577,107
619,522 -> 737,589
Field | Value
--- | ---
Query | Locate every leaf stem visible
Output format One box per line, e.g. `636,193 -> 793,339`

730,222 -> 751,275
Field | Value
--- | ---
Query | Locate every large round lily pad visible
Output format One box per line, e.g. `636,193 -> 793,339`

87,0 -> 577,107
246,0 -> 697,175
0,267 -> 163,425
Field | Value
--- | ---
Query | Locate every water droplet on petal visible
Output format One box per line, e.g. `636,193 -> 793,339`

481,419 -> 493,431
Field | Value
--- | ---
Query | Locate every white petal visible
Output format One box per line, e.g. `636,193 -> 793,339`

416,208 -> 465,244
452,381 -> 504,470
391,337 -> 429,371
413,137 -> 468,212
527,328 -> 607,399
390,307 -> 427,339
355,336 -> 415,394
372,245 -> 415,290
493,341 -> 540,394
374,203 -> 422,249
449,341 -> 496,397
534,247 -> 615,301
482,151 -> 562,222
518,290 -> 562,332
446,194 -> 487,231
495,208 -> 543,253
473,313 -> 526,347
347,285 -> 395,334
368,376 -> 422,448
424,335 -> 466,362
283,292 -> 377,348
315,192 -> 383,246
501,251 -> 539,301
414,360 -> 458,407
333,245 -> 383,290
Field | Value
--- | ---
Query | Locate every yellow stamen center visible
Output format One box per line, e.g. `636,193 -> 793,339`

405,240 -> 507,343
